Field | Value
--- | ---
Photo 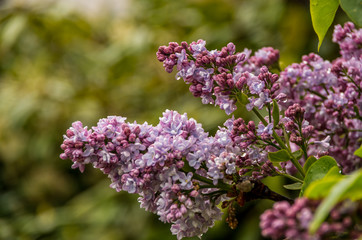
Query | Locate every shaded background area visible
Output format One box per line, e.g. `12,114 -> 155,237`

0,0 -> 349,239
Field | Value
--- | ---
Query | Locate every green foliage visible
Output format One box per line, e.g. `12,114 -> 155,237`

300,156 -> 338,196
310,0 -> 339,50
292,149 -> 303,160
303,156 -> 318,172
324,165 -> 342,178
238,92 -> 250,105
302,160 -> 362,234
272,99 -> 280,127
310,0 -> 361,49
305,167 -> 362,201
354,144 -> 362,158
340,0 -> 362,26
283,182 -> 303,190
267,149 -> 303,168
268,149 -> 291,162
307,169 -> 362,234
304,166 -> 342,198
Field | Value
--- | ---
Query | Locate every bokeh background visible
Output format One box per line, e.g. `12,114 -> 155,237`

0,0 -> 350,239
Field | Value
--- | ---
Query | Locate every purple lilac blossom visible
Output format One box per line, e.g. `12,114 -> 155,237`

333,22 -> 362,60
277,22 -> 362,173
61,110 -> 227,239
157,40 -> 280,115
62,22 -> 362,239
60,111 -> 284,238
62,110 -> 257,239
257,122 -> 273,140
260,198 -> 361,240
229,117 -> 279,179
249,47 -> 280,67
205,121 -> 240,184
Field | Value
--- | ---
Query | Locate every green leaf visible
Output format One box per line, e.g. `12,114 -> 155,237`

272,99 -> 280,127
281,126 -> 291,150
309,169 -> 362,234
268,149 -> 290,162
304,166 -> 343,198
1,15 -> 27,50
306,168 -> 362,201
354,144 -> 362,158
345,171 -> 362,201
283,182 -> 303,190
340,0 -> 362,26
239,92 -> 250,105
292,149 -> 303,160
300,156 -> 338,196
324,166 -> 341,178
303,156 -> 317,173
310,0 -> 340,50
304,177 -> 340,199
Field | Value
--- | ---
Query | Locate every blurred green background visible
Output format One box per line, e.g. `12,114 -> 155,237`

0,0 -> 349,239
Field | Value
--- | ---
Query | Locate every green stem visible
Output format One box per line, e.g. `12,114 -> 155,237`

261,139 -> 281,150
252,108 -> 268,125
181,165 -> 232,192
301,144 -> 308,161
279,172 -> 303,183
192,173 -> 232,191
198,185 -> 217,189
345,73 -> 362,94
252,107 -> 305,178
202,190 -> 228,196
297,121 -> 309,161
282,125 -> 291,151
307,89 -> 327,100
244,180 -> 294,203
268,103 -> 272,123
349,129 -> 362,132
274,129 -> 305,178
322,84 -> 330,96
272,129 -> 288,149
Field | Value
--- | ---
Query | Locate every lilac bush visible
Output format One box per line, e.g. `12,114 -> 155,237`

61,22 -> 362,239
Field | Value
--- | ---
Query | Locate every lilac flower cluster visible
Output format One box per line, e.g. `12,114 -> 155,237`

260,198 -> 362,240
229,117 -> 279,179
282,104 -> 314,148
277,22 -> 362,173
61,21 -> 362,240
61,110 -> 254,239
157,40 -> 281,114
156,23 -> 361,174
333,22 -> 362,60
